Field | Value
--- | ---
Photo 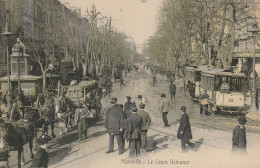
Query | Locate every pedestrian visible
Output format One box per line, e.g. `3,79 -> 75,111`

137,103 -> 151,149
105,98 -> 124,154
137,95 -> 145,110
10,101 -> 21,122
120,76 -> 125,87
124,96 -> 134,117
74,102 -> 94,141
169,81 -> 176,99
199,90 -> 209,115
177,106 -> 194,152
159,94 -> 170,127
232,116 -> 247,154
125,107 -> 142,158
30,135 -> 51,168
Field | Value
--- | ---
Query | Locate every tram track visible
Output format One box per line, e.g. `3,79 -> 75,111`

46,70 -> 252,167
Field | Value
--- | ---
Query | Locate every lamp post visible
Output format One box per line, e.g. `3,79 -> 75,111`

1,20 -> 14,113
247,22 -> 260,114
12,38 -> 24,97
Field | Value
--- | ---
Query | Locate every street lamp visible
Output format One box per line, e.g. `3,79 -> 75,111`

1,20 -> 14,113
12,38 -> 24,97
247,21 -> 260,114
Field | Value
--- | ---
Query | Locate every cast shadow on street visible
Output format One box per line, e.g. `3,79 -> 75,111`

48,147 -> 77,166
193,138 -> 204,152
155,136 -> 169,145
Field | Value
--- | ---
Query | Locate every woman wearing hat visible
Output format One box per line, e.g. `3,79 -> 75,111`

232,116 -> 247,153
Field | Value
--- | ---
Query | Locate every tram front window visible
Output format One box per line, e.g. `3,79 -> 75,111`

216,76 -> 244,92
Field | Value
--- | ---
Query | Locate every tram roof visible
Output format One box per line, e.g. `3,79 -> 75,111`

201,69 -> 245,77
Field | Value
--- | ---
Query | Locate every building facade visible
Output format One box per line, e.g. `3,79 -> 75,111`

0,0 -> 88,77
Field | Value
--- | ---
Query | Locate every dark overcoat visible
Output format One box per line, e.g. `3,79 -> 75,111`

137,110 -> 151,130
30,148 -> 49,168
105,104 -> 124,135
232,125 -> 247,150
124,113 -> 142,141
124,102 -> 134,113
169,83 -> 176,93
177,113 -> 192,141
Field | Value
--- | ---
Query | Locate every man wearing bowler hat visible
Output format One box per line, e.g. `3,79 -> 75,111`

159,93 -> 170,127
105,97 -> 124,154
177,106 -> 194,151
232,116 -> 247,153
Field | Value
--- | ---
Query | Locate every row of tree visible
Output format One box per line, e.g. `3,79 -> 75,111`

147,0 -> 257,78
24,4 -> 135,92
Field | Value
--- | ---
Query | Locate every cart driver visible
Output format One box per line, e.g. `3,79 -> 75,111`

220,77 -> 230,93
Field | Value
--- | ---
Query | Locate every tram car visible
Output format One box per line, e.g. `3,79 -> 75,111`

199,69 -> 250,114
184,66 -> 209,100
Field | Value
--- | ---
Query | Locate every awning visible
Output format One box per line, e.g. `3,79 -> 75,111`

233,52 -> 260,58
0,74 -> 42,81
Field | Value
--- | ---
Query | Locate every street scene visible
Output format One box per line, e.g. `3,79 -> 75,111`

1,0 -> 260,168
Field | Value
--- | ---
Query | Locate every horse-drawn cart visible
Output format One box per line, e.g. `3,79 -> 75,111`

65,80 -> 103,118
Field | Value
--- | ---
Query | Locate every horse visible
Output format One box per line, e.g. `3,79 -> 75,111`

0,118 -> 34,168
54,96 -> 77,135
31,93 -> 57,138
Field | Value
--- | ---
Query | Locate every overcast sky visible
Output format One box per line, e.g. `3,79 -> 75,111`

60,0 -> 163,49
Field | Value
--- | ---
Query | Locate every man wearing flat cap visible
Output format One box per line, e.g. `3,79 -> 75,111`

105,97 -> 124,154
30,135 -> 51,168
232,116 -> 247,153
177,106 -> 194,152
159,93 -> 170,127
74,102 -> 94,141
124,107 -> 142,157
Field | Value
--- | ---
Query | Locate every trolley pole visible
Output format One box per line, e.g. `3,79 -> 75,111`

247,23 -> 260,115
250,34 -> 257,113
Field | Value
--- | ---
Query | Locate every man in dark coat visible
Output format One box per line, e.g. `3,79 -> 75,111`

105,98 -> 124,154
169,81 -> 176,99
177,106 -> 194,151
137,103 -> 151,149
232,116 -> 247,153
30,135 -> 50,168
124,96 -> 134,117
125,107 -> 142,158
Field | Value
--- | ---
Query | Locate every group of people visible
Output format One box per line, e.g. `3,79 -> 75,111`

105,96 -> 151,157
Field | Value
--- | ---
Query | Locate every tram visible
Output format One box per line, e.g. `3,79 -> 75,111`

184,66 -> 209,100
200,69 -> 250,114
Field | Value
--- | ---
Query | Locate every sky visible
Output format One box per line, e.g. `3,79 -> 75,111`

59,0 -> 164,51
